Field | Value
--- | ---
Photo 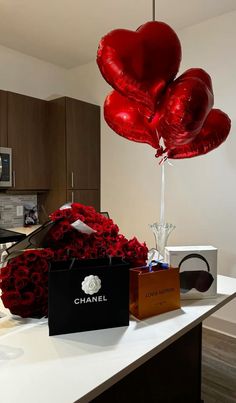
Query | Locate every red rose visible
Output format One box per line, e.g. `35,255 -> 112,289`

39,249 -> 54,260
0,265 -> 12,279
10,306 -> 32,318
31,272 -> 43,284
14,266 -> 29,279
15,277 -> 29,290
51,227 -> 63,241
32,260 -> 49,273
21,292 -> 35,306
34,286 -> 45,299
24,252 -> 38,262
0,276 -> 15,291
1,291 -> 21,308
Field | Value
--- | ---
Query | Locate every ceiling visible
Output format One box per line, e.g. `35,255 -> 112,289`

0,0 -> 235,68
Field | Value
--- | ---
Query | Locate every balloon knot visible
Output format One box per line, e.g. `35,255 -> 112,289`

155,146 -> 164,158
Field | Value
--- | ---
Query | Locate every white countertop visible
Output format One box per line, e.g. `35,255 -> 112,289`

0,275 -> 235,403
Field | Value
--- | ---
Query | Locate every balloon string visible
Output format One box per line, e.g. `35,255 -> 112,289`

160,161 -> 165,224
153,0 -> 164,225
152,0 -> 156,21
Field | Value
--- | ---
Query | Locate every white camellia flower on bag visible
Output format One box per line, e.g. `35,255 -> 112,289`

81,275 -> 101,295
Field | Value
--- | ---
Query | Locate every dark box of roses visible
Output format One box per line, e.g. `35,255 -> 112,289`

129,266 -> 180,320
48,257 -> 130,336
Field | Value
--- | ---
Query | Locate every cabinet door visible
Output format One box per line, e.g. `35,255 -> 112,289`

8,92 -> 49,190
0,90 -> 7,146
67,189 -> 100,212
66,98 -> 100,189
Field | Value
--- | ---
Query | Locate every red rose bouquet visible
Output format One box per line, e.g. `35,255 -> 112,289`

0,203 -> 148,318
0,249 -> 54,318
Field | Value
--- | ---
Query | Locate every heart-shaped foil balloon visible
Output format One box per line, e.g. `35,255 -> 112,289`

104,90 -> 161,150
157,68 -> 214,147
166,109 -> 231,159
97,21 -> 181,116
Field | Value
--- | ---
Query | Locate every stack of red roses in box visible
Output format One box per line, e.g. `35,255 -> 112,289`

0,203 -> 148,318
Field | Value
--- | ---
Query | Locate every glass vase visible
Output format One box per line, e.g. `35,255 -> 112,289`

149,222 -> 176,261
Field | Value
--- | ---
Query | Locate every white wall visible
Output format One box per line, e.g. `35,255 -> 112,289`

171,11 -> 236,324
0,44 -> 66,99
66,11 -> 236,326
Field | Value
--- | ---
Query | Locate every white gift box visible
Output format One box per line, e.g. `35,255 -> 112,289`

164,246 -> 217,299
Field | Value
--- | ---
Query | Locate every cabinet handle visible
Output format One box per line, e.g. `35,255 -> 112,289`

71,191 -> 74,203
0,155 -> 2,180
13,171 -> 16,187
71,172 -> 74,188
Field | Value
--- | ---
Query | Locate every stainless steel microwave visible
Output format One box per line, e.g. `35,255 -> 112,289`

0,147 -> 12,187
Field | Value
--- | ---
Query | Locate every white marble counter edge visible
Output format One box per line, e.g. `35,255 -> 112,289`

7,225 -> 41,236
0,275 -> 235,403
78,276 -> 236,402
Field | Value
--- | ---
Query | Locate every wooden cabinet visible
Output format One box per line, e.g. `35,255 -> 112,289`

67,190 -> 100,212
44,97 -> 100,214
0,91 -> 100,215
66,98 -> 100,190
0,90 -> 7,147
7,92 -> 49,190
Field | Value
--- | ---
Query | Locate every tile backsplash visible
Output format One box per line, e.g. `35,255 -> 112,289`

0,194 -> 37,229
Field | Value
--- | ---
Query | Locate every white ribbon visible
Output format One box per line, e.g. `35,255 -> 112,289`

71,219 -> 96,235
59,203 -> 72,210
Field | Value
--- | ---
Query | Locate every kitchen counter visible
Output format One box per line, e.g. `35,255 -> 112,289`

0,275 -> 235,403
0,225 -> 41,262
0,228 -> 26,243
7,225 -> 41,236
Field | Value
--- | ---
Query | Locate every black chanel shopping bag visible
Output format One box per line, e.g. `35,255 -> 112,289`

48,258 -> 130,336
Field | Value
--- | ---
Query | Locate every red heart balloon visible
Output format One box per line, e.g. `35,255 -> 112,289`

97,21 -> 181,116
157,68 -> 214,147
166,109 -> 231,159
180,68 -> 213,90
104,90 -> 161,149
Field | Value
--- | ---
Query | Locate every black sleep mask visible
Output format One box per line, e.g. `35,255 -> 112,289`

179,253 -> 214,293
